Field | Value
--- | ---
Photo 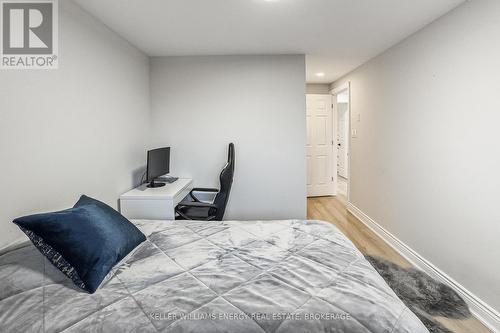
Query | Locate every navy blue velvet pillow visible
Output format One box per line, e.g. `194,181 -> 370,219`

13,195 -> 146,293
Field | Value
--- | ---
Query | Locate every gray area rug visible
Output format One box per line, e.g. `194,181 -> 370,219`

365,256 -> 471,333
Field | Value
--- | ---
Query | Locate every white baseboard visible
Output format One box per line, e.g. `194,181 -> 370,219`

346,202 -> 500,333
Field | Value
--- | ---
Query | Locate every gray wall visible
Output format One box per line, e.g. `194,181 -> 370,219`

150,55 -> 307,220
332,0 -> 500,312
306,84 -> 331,94
0,1 -> 150,248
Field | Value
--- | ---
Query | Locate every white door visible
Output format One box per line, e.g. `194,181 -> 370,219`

306,94 -> 336,197
337,102 -> 349,178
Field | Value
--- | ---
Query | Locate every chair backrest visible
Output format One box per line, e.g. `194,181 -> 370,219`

212,143 -> 235,220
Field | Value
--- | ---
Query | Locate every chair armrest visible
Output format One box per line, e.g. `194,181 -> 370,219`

190,188 -> 219,202
176,201 -> 217,209
191,188 -> 219,193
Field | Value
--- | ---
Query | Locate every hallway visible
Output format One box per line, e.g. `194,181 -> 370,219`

307,195 -> 491,333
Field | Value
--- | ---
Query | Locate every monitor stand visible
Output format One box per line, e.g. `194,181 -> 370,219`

147,179 -> 166,188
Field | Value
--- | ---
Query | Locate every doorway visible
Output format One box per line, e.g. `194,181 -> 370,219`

332,84 -> 350,198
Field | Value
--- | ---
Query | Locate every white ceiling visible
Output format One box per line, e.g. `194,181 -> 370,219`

74,0 -> 465,84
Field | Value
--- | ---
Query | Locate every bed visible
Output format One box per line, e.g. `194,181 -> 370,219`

0,219 -> 428,333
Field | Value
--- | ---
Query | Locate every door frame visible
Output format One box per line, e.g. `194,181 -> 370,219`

330,82 -> 351,201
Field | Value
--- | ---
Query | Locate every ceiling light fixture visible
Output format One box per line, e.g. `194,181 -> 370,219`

315,72 -> 325,77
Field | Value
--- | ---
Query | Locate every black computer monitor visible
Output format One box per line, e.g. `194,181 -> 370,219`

146,147 -> 170,188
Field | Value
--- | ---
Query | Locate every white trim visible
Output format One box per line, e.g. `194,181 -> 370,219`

330,81 -> 351,201
330,82 -> 349,95
346,202 -> 500,333
329,94 -> 337,196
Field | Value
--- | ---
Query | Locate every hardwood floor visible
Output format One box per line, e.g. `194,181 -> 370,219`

307,195 -> 492,333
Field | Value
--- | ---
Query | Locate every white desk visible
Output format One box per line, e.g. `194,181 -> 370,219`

120,178 -> 193,220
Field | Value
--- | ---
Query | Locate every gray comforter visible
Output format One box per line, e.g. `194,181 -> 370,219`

0,219 -> 428,333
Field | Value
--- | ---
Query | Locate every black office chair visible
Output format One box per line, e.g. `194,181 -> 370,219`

175,143 -> 235,221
